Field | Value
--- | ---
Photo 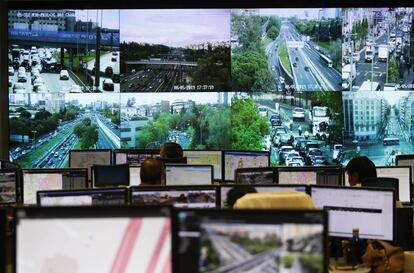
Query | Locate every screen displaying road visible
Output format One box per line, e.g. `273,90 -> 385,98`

16,217 -> 172,273
0,171 -> 17,204
130,190 -> 217,208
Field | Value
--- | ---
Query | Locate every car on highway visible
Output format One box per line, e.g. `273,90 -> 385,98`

288,156 -> 305,166
112,51 -> 118,56
33,77 -> 45,91
270,114 -> 282,127
279,76 -> 285,85
305,148 -> 323,165
292,107 -> 305,122
258,106 -> 267,117
8,77 -> 13,88
103,79 -> 114,91
312,155 -> 329,166
271,66 -> 275,71
17,70 -> 27,82
69,85 -> 83,93
13,82 -> 26,93
60,70 -> 69,80
332,144 -> 343,161
8,66 -> 14,76
352,53 -> 359,63
111,57 -> 117,62
293,62 -> 297,67
279,145 -> 294,165
304,66 -> 310,72
285,151 -> 301,165
36,84 -> 49,93
105,66 -> 113,77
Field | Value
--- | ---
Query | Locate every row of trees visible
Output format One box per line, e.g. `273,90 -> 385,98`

231,15 -> 275,92
73,118 -> 98,149
104,109 -> 120,125
292,18 -> 342,43
135,104 -> 232,150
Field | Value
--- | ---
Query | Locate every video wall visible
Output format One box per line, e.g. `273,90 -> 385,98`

6,8 -> 414,169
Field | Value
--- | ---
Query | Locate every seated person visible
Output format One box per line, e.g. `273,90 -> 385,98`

345,156 -> 376,186
226,186 -> 257,208
140,158 -> 165,186
159,142 -> 187,163
160,142 -> 183,159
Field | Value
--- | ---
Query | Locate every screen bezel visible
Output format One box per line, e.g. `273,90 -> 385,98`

0,169 -> 18,205
376,166 -> 412,205
164,164 -> 214,186
21,168 -> 88,204
222,150 -> 270,182
309,185 -> 396,242
36,187 -> 128,206
172,208 -> 328,273
13,205 -> 174,273
277,166 -> 343,186
129,185 -> 220,208
234,167 -> 278,184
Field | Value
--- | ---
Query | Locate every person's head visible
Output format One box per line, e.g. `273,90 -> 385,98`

160,142 -> 183,159
345,156 -> 377,186
140,158 -> 165,186
226,186 -> 257,208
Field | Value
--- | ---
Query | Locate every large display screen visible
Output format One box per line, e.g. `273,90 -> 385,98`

6,8 -> 414,170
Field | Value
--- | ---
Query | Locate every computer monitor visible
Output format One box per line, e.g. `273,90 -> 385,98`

14,206 -> 172,273
376,166 -> 411,205
92,164 -> 130,187
165,165 -> 213,186
183,150 -> 222,180
397,154 -> 414,185
130,186 -> 219,208
37,188 -> 128,206
278,167 -> 342,185
129,166 -> 141,186
0,169 -> 18,205
114,149 -> 160,166
219,184 -> 308,208
235,167 -> 278,184
22,168 -> 88,205
310,186 -> 395,241
174,209 -> 327,273
69,150 -> 112,180
223,150 -> 270,182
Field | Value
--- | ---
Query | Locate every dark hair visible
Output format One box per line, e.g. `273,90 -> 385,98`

161,142 -> 183,159
140,158 -> 164,185
345,156 -> 377,181
226,186 -> 257,208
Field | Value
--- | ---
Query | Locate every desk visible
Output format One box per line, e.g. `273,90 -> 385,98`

329,258 -> 371,273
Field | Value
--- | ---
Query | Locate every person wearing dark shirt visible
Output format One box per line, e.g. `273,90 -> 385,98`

226,186 -> 257,208
160,142 -> 183,159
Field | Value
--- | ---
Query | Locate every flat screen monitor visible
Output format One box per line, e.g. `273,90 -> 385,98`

14,206 -> 172,273
183,150 -> 222,180
278,167 -> 342,185
0,170 -> 18,205
165,165 -> 213,186
376,166 -> 411,205
174,209 -> 327,273
129,166 -> 141,186
310,186 -> 395,241
37,188 -> 128,206
130,186 -> 219,208
223,151 -> 270,182
397,154 -> 414,183
22,168 -> 88,205
114,149 -> 160,166
92,164 -> 130,187
219,184 -> 308,208
69,150 -> 112,180
235,167 -> 277,184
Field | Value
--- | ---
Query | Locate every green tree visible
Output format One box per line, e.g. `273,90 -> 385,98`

20,110 -> 31,119
232,50 -> 274,92
136,113 -> 171,148
207,107 -> 232,149
73,124 -> 84,138
388,56 -> 399,83
231,98 -> 270,150
80,125 -> 98,149
82,117 -> 91,127
34,109 -> 52,120
267,26 -> 280,40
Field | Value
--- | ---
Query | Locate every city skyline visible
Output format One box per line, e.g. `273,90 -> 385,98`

75,9 -> 120,30
120,9 -> 230,46
258,8 -> 340,19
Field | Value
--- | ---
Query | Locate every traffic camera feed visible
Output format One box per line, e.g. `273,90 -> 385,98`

342,8 -> 414,91
231,8 -> 342,92
232,92 -> 343,166
8,10 -> 120,94
120,9 -> 231,92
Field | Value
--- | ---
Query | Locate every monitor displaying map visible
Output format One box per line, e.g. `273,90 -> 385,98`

23,172 -> 63,205
0,171 -> 17,204
69,150 -> 112,180
184,150 -> 222,180
223,151 -> 269,181
278,170 -> 317,185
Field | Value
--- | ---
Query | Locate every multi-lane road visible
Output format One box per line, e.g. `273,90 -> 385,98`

9,70 -> 77,93
87,51 -> 120,92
